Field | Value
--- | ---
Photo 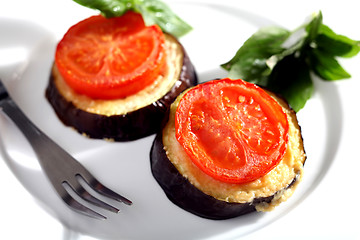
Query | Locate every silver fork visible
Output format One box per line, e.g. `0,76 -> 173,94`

0,80 -> 132,219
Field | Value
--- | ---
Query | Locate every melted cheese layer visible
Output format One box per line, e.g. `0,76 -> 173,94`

53,34 -> 183,116
162,89 -> 306,211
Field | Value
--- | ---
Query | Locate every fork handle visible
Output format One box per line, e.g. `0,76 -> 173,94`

2,97 -> 41,134
0,98 -> 76,174
1,98 -> 51,148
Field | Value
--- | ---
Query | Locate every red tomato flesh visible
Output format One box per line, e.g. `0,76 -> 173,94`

175,78 -> 289,184
55,11 -> 166,99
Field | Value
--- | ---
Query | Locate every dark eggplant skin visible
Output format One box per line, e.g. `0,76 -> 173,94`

151,133 -> 278,220
151,133 -> 301,220
45,36 -> 197,141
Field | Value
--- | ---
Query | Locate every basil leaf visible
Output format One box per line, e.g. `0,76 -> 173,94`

73,0 -> 132,17
227,54 -> 271,86
316,24 -> 360,58
135,0 -> 192,38
267,54 -> 313,112
310,49 -> 351,80
270,31 -> 307,67
305,11 -> 323,42
221,26 -> 290,85
222,26 -> 290,70
73,0 -> 192,38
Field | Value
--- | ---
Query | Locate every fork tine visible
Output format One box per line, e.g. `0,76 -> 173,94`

59,184 -> 107,220
80,172 -> 133,205
91,180 -> 133,206
64,180 -> 120,213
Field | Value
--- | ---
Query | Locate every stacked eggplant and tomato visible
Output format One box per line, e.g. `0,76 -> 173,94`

46,10 -> 305,219
46,11 -> 197,141
151,78 -> 305,219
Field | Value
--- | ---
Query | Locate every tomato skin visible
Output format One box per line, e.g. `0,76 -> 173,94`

55,11 -> 166,99
175,78 -> 289,184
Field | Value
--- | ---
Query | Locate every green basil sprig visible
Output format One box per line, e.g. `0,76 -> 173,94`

73,0 -> 192,38
221,11 -> 360,112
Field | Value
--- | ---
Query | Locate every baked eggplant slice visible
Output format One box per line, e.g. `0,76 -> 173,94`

46,33 -> 197,141
150,78 -> 306,219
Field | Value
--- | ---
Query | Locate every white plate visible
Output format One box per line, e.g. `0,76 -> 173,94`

1,0 -> 359,239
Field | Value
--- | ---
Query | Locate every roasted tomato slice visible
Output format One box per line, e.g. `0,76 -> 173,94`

175,78 -> 289,184
55,11 -> 166,99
